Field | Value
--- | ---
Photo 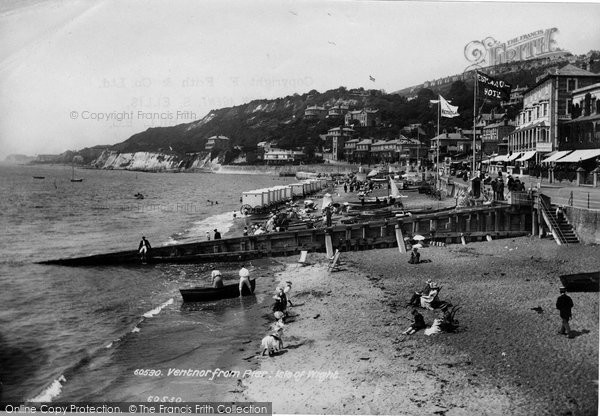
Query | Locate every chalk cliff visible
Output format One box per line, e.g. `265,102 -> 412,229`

92,150 -> 223,172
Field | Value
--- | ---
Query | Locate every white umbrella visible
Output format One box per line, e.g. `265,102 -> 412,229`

412,243 -> 424,249
413,235 -> 426,241
321,193 -> 333,211
367,169 -> 380,178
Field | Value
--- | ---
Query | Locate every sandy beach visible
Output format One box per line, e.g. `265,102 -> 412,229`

235,235 -> 599,415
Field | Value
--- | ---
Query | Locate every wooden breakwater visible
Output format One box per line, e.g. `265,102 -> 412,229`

40,203 -> 533,267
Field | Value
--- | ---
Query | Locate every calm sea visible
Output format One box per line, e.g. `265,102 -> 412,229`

0,164 -> 293,403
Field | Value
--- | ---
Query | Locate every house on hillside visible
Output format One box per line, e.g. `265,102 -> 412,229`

344,109 -> 381,127
327,104 -> 349,119
304,105 -> 327,120
205,135 -> 230,151
502,85 -> 528,108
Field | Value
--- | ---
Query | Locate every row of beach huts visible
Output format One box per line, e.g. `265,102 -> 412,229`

241,179 -> 329,212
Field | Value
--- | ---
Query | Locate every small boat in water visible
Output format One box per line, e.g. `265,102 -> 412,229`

33,176 -> 45,179
180,279 -> 256,302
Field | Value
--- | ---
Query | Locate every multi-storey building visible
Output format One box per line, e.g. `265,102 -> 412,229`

263,147 -> 305,164
327,104 -> 349,119
507,64 -> 600,161
304,105 -> 327,120
562,82 -> 600,150
327,126 -> 356,161
370,139 -> 398,163
481,120 -> 515,155
205,135 -> 230,151
343,138 -> 360,162
430,130 -> 475,160
344,109 -> 381,127
354,139 -> 373,164
501,85 -> 528,108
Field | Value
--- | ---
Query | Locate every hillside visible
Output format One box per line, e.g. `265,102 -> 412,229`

55,49 -> 599,169
111,87 -> 422,156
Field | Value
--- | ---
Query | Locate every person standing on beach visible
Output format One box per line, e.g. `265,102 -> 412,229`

556,286 -> 574,338
138,236 -> 151,262
238,264 -> 252,296
214,229 -> 222,239
282,281 -> 294,306
211,269 -> 224,288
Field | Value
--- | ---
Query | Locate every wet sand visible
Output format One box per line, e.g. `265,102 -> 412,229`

237,237 -> 599,415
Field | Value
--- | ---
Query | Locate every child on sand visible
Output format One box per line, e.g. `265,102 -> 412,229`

402,309 -> 426,335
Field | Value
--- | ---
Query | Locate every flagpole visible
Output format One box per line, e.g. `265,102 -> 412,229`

472,72 -> 477,175
436,98 -> 440,190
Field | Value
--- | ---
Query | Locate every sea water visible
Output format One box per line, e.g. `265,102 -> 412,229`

0,164 -> 293,402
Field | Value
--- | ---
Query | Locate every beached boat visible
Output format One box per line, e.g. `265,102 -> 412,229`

559,272 -> 599,292
180,279 -> 256,302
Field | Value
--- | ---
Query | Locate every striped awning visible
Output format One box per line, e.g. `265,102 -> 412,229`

554,148 -> 600,163
491,154 -> 509,162
515,151 -> 536,162
506,153 -> 522,162
541,150 -> 572,163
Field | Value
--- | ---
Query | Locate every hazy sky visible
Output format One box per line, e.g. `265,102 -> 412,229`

1,0 -> 599,158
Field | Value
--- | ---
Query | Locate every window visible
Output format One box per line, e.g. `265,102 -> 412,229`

566,99 -> 572,115
567,78 -> 577,92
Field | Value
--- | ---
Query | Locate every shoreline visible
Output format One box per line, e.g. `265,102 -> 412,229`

236,237 -> 599,415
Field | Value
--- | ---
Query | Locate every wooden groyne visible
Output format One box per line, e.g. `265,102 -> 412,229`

40,203 -> 533,267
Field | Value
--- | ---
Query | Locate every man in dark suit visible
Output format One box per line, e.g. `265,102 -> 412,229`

556,286 -> 574,338
214,229 -> 222,239
138,236 -> 151,262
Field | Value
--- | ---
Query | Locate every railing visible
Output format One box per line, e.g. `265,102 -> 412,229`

509,191 -> 534,206
539,195 -> 569,245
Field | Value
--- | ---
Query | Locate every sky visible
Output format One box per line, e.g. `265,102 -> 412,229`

1,0 -> 599,158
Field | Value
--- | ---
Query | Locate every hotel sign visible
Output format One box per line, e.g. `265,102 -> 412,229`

465,28 -> 559,71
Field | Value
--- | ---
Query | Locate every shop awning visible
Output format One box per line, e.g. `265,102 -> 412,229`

506,153 -> 522,162
554,148 -> 600,163
491,154 -> 508,162
515,151 -> 536,162
541,150 -> 572,163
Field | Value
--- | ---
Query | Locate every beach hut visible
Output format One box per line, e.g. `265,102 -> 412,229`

291,183 -> 305,197
242,190 -> 267,208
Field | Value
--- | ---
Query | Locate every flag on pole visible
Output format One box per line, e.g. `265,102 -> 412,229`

439,95 -> 459,118
476,71 -> 512,101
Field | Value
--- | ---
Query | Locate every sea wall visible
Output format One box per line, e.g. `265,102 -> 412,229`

565,206 -> 600,245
